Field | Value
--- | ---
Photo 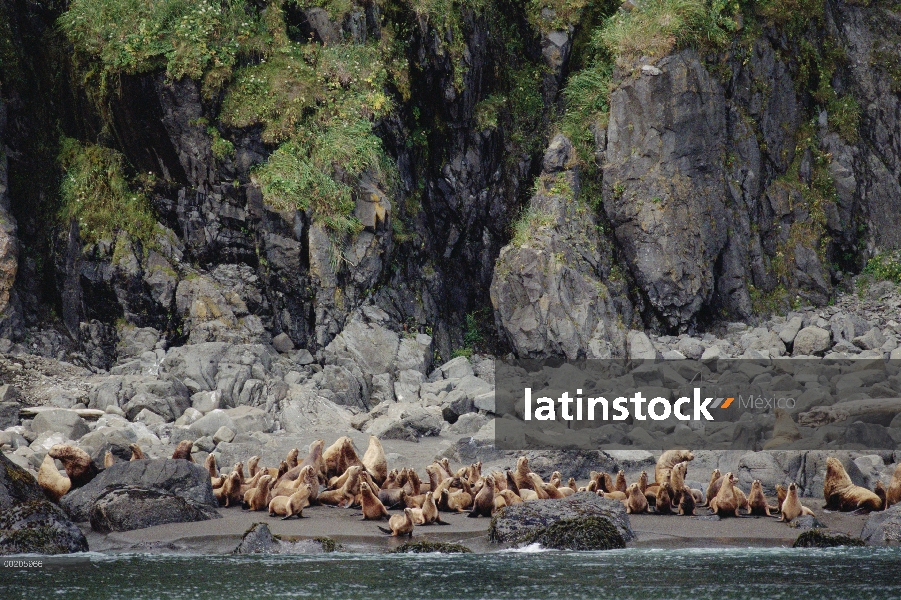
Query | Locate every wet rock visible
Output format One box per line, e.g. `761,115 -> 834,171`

793,530 -> 864,547
233,522 -> 277,554
89,486 -> 221,533
391,541 -> 471,553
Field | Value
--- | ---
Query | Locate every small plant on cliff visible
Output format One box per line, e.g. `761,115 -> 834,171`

58,137 -> 158,245
863,252 -> 901,283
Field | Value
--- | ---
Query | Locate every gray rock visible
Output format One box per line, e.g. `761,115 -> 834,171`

322,317 -> 399,378
779,316 -> 804,344
0,384 -> 22,403
89,486 -> 221,533
134,408 -> 166,426
189,409 -> 235,437
393,369 -> 425,403
853,328 -> 886,351
488,492 -> 633,545
193,436 -> 215,453
395,334 -> 432,374
676,337 -> 704,360
191,390 -> 221,414
442,375 -> 493,422
233,522 -> 278,554
861,505 -> 901,546
627,330 -> 657,360
449,412 -> 490,435
224,406 -> 271,434
0,452 -> 88,555
213,426 -> 235,444
436,356 -> 474,380
793,326 -> 832,356
62,458 -> 217,523
0,400 -> 20,429
30,409 -> 90,441
542,134 -> 574,172
272,333 -> 295,353
473,391 -> 495,413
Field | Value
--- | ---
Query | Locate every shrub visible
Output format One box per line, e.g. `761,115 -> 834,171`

863,252 -> 901,283
58,138 -> 157,245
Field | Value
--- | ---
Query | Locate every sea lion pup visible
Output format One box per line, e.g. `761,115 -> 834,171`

886,463 -> 901,509
823,457 -> 883,512
625,483 -> 649,514
748,480 -> 774,517
874,481 -> 887,511
615,470 -> 627,493
678,486 -> 696,516
103,451 -> 115,469
567,477 -> 578,493
129,443 -> 146,461
499,489 -> 523,506
378,507 -> 415,537
420,491 -> 449,525
763,408 -> 802,449
358,481 -> 390,520
38,454 -> 71,501
706,469 -> 723,506
780,483 -> 815,523
269,483 -> 313,520
319,465 -> 363,507
247,456 -> 261,478
655,449 -> 694,485
513,456 -> 532,490
171,440 -> 194,462
709,472 -> 740,518
655,483 -> 674,515
48,444 -> 99,489
286,448 -> 300,469
243,475 -> 275,511
215,472 -> 243,507
362,435 -> 387,485
468,476 -> 496,517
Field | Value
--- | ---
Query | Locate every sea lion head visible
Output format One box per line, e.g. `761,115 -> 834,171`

516,456 -> 528,471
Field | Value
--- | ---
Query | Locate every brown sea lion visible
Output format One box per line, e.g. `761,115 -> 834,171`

567,477 -> 578,493
286,448 -> 300,469
420,491 -> 449,525
468,476 -> 495,517
38,454 -> 70,501
438,458 -> 454,479
467,462 -> 482,487
678,486 -> 696,516
615,470 -> 627,493
378,507 -> 415,537
404,469 -> 422,496
319,465 -> 363,507
426,465 -> 445,492
776,484 -> 787,511
655,449 -> 694,484
323,436 -> 362,479
542,482 -> 566,499
204,454 -> 219,479
549,471 -> 563,488
705,469 -> 722,506
656,482 -> 674,515
277,440 -> 327,487
506,471 -> 521,497
603,491 -> 627,501
360,481 -> 389,520
886,463 -> 901,509
243,475 -> 274,511
513,456 -> 532,490
447,487 -> 474,512
272,465 -> 314,500
709,472 -> 739,518
378,488 -> 407,509
748,480 -> 773,516
247,455 -> 261,478
215,472 -> 243,507
625,483 -> 649,514
269,483 -> 312,520
823,457 -> 883,512
171,440 -> 194,462
103,451 -> 115,469
48,444 -> 98,489
267,461 -> 289,481
638,471 -> 649,493
129,443 -> 145,461
875,480 -> 887,511
780,482 -> 814,522
362,435 -> 387,485
670,462 -> 688,505
526,473 -> 549,500
499,489 -> 522,506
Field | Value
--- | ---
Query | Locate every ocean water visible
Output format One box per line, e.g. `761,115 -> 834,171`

2,546 -> 900,599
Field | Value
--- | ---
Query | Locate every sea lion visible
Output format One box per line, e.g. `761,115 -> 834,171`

506,471 -> 521,497
378,488 -> 407,509
243,475 -> 274,511
638,471 -> 649,493
513,456 -> 532,490
776,484 -> 787,511
549,471 -> 563,488
38,454 -> 70,501
378,507 -> 415,537
468,476 -> 495,517
272,465 -> 315,500
499,489 -> 522,506
278,440 -> 327,487
526,473 -> 549,500
567,477 -> 578,493
269,483 -> 312,520
103,451 -> 115,469
678,486 -> 696,516
763,408 -> 802,449
709,472 -> 740,518
438,458 -> 454,479
625,483 -> 649,514
614,470 -> 627,493
129,443 -> 145,461
603,491 -> 627,501
886,463 -> 901,509
215,472 -> 243,507
404,469 -> 422,496
823,457 -> 883,512
655,449 -> 694,484
875,480 -> 887,511
319,465 -> 363,507
204,454 -> 219,479
748,480 -> 772,516
542,482 -> 566,499
467,462 -> 482,487
359,481 -> 390,520
247,456 -> 261,478
267,461 -> 289,481
323,436 -> 362,479
420,491 -> 449,525
780,482 -> 814,522
426,465 -> 445,492
171,440 -> 194,462
733,484 -> 751,514
362,435 -> 387,485
656,483 -> 674,515
670,462 -> 688,505
48,444 -> 98,489
705,469 -> 722,506
286,448 -> 300,469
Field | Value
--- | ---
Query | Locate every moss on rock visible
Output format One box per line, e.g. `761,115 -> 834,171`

390,540 -> 472,553
529,516 -> 626,551
793,530 -> 866,548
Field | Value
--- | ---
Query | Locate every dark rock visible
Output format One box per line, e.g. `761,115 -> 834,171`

89,486 -> 220,532
233,522 -> 277,554
793,530 -> 865,548
390,541 -> 471,553
61,458 -> 217,523
0,453 -> 88,555
488,492 -> 633,546
531,516 -> 627,551
0,400 -> 19,429
861,505 -> 901,546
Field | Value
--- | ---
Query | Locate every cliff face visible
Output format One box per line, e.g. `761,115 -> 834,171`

0,0 -> 899,366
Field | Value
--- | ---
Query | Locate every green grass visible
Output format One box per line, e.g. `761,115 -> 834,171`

827,94 -> 861,144
511,206 -> 554,247
527,0 -> 590,33
58,137 -> 158,246
863,252 -> 901,283
598,0 -> 738,63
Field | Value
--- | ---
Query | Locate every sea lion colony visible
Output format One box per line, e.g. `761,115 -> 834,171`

37,437 -> 896,537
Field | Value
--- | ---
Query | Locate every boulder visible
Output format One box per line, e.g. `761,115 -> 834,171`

793,326 -> 832,356
61,458 -> 217,523
853,328 -> 886,351
441,375 -> 493,422
0,452 -> 88,555
271,332 -> 295,353
30,409 -> 90,441
627,330 -> 657,360
89,486 -> 220,533
778,316 -> 804,345
322,317 -> 399,378
488,492 -> 633,547
395,334 -> 432,373
233,522 -> 278,554
0,400 -> 19,429
861,505 -> 901,546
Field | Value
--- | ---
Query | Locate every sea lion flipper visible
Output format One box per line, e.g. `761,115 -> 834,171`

377,526 -> 392,535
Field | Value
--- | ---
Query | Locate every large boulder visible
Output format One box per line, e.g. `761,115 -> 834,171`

30,409 -> 90,441
488,492 -> 633,547
61,458 -> 218,524
89,487 -> 220,533
0,453 -> 88,554
861,505 -> 901,546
